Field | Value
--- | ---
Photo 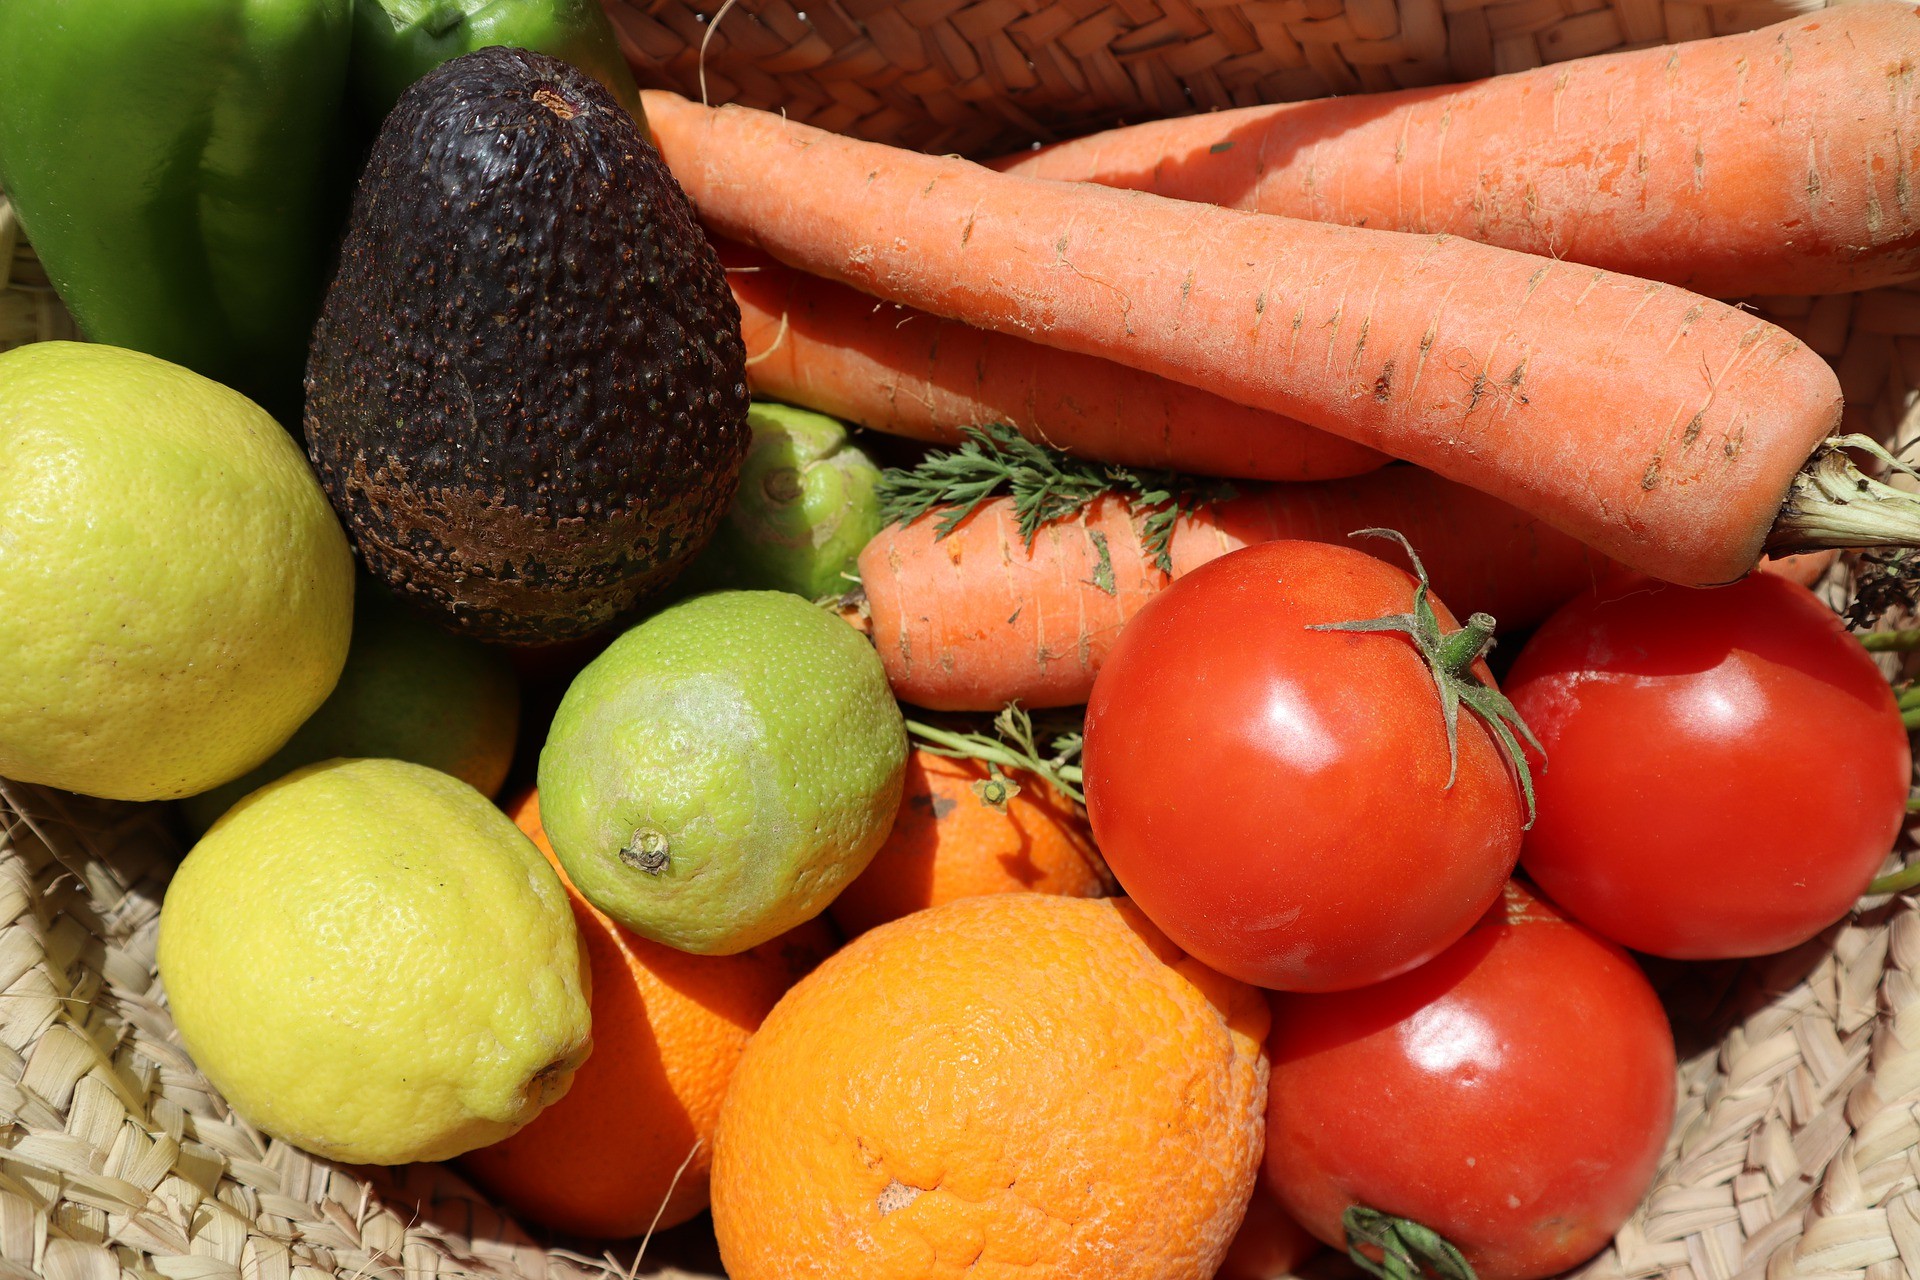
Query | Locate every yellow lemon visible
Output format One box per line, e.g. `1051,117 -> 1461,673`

158,758 -> 593,1165
0,342 -> 353,800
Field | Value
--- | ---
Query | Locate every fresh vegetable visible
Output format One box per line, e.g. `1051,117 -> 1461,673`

722,240 -> 1386,481
306,49 -> 748,644
862,447 -> 1613,712
350,0 -> 645,127
1264,881 -> 1676,1280
993,4 -> 1920,299
640,89 -> 1911,590
0,0 -> 354,420
1502,573 -> 1910,959
683,402 -> 884,599
1081,536 -> 1533,991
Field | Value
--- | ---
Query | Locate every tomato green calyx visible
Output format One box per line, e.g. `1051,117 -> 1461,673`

1343,1206 -> 1479,1280
1309,529 -> 1542,828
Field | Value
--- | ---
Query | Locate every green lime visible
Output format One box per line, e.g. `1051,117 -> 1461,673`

0,342 -> 353,801
538,590 -> 907,954
158,758 -> 592,1165
179,577 -> 521,833
686,402 -> 882,599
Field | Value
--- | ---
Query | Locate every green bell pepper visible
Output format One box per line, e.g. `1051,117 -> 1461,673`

351,0 -> 647,128
0,0 -> 354,422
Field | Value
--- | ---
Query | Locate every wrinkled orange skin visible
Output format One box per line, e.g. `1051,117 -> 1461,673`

458,790 -> 836,1237
828,749 -> 1109,937
713,894 -> 1270,1279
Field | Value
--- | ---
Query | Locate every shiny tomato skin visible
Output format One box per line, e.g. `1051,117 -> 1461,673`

1504,573 -> 1909,960
1081,539 -> 1524,992
1264,882 -> 1676,1280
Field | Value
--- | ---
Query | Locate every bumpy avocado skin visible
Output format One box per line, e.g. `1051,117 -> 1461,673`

305,46 -> 748,644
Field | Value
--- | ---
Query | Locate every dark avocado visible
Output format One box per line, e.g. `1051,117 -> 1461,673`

305,46 -> 748,644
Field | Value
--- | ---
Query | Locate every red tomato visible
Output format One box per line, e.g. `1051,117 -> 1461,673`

1503,573 -> 1909,960
1082,539 -> 1525,992
1264,881 -> 1676,1280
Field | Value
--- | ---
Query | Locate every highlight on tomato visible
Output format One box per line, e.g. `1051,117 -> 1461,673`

1503,572 -> 1910,960
1081,532 -> 1536,993
1263,881 -> 1677,1280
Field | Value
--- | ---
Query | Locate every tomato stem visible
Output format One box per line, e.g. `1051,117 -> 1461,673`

1869,859 -> 1920,897
1343,1206 -> 1479,1280
1310,530 -> 1544,828
1863,628 -> 1920,652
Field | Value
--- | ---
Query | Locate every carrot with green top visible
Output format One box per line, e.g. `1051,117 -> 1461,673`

644,88 -> 1907,589
993,4 -> 1920,299
861,434 -> 1841,712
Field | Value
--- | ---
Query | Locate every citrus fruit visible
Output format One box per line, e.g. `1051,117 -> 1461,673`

687,402 -> 882,599
828,748 -> 1110,937
538,590 -> 907,954
180,577 -> 521,832
711,893 -> 1270,1279
1218,1184 -> 1321,1280
0,342 -> 353,801
157,758 -> 591,1165
460,789 -> 834,1236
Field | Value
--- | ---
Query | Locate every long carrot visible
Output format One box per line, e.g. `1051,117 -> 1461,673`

643,89 -> 1848,589
859,466 -> 1615,712
992,5 -> 1920,300
722,240 -> 1386,481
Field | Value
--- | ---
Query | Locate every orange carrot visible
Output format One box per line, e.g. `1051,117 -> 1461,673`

643,89 -> 1845,589
992,5 -> 1920,300
858,467 -> 1616,712
725,239 -> 1390,479
723,240 -> 1386,481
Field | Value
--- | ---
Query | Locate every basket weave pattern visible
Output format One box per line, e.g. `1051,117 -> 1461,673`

607,0 -> 1842,154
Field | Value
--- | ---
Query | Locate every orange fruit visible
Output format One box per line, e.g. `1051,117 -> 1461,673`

1218,1182 -> 1322,1280
712,893 -> 1270,1279
459,789 -> 836,1237
828,749 -> 1110,937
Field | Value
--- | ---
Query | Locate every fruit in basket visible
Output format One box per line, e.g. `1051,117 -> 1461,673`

827,748 -> 1109,938
682,402 -> 884,600
158,759 -> 591,1166
710,893 -> 1270,1280
1502,573 -> 1911,959
305,47 -> 748,645
538,590 -> 907,953
1082,536 -> 1530,992
1263,881 -> 1676,1280
0,342 -> 353,802
460,790 -> 833,1236
1217,1184 -> 1321,1280
179,576 -> 520,833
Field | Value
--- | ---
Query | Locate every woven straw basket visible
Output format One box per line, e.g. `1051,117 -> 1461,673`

7,2 -> 1920,1276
